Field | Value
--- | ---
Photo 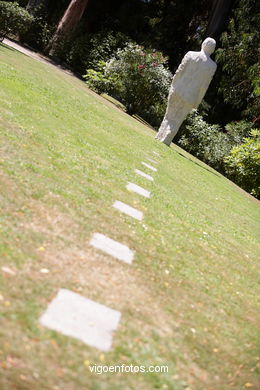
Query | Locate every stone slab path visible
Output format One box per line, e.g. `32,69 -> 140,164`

135,169 -> 154,182
90,233 -> 134,264
113,200 -> 143,220
39,149 -> 161,350
146,157 -> 158,165
141,162 -> 157,172
126,182 -> 151,198
39,289 -> 121,351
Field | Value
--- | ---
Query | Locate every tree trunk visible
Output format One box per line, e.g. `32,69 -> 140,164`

47,0 -> 89,56
205,0 -> 234,39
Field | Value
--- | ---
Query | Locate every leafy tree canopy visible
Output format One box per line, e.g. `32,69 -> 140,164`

215,0 -> 260,120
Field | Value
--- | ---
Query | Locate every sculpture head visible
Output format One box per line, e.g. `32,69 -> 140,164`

201,38 -> 216,55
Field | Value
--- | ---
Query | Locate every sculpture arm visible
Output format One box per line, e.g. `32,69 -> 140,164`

194,63 -> 217,108
194,85 -> 208,109
172,52 -> 191,84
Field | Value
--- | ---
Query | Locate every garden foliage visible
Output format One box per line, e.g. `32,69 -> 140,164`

51,29 -> 130,75
178,110 -> 231,172
0,1 -> 34,41
215,0 -> 260,119
224,130 -> 260,198
177,110 -> 253,173
84,43 -> 172,127
19,7 -> 53,51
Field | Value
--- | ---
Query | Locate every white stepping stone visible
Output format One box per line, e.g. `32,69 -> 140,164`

153,151 -> 160,156
141,161 -> 157,172
126,182 -> 151,198
39,289 -> 121,352
135,169 -> 154,182
90,233 -> 134,264
113,200 -> 143,221
146,157 -> 158,165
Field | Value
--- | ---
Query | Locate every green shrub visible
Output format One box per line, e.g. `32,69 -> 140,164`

0,1 -> 34,41
177,111 -> 259,197
19,9 -> 53,51
177,110 -> 232,171
84,43 -> 172,127
79,30 -> 131,71
84,61 -> 119,95
225,120 -> 253,144
51,29 -> 131,75
177,112 -> 254,173
224,130 -> 260,198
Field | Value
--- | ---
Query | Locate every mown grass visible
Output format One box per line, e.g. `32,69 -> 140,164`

0,43 -> 259,390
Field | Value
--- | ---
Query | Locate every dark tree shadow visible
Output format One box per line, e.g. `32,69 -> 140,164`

0,42 -> 16,52
173,148 -> 222,178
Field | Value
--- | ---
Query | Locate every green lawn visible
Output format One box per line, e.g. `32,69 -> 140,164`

0,43 -> 259,390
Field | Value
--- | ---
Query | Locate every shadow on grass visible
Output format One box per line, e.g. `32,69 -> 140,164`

173,148 -> 222,178
0,42 -> 16,52
2,38 -> 81,79
154,135 -> 221,178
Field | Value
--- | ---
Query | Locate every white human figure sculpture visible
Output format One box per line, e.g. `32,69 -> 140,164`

156,38 -> 217,145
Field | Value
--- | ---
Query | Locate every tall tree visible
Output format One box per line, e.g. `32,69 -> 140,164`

206,0 -> 234,39
47,0 -> 89,56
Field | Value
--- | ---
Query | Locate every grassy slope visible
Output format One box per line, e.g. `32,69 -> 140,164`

0,44 -> 259,390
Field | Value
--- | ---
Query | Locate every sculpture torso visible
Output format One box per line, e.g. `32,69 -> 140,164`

171,50 -> 217,107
